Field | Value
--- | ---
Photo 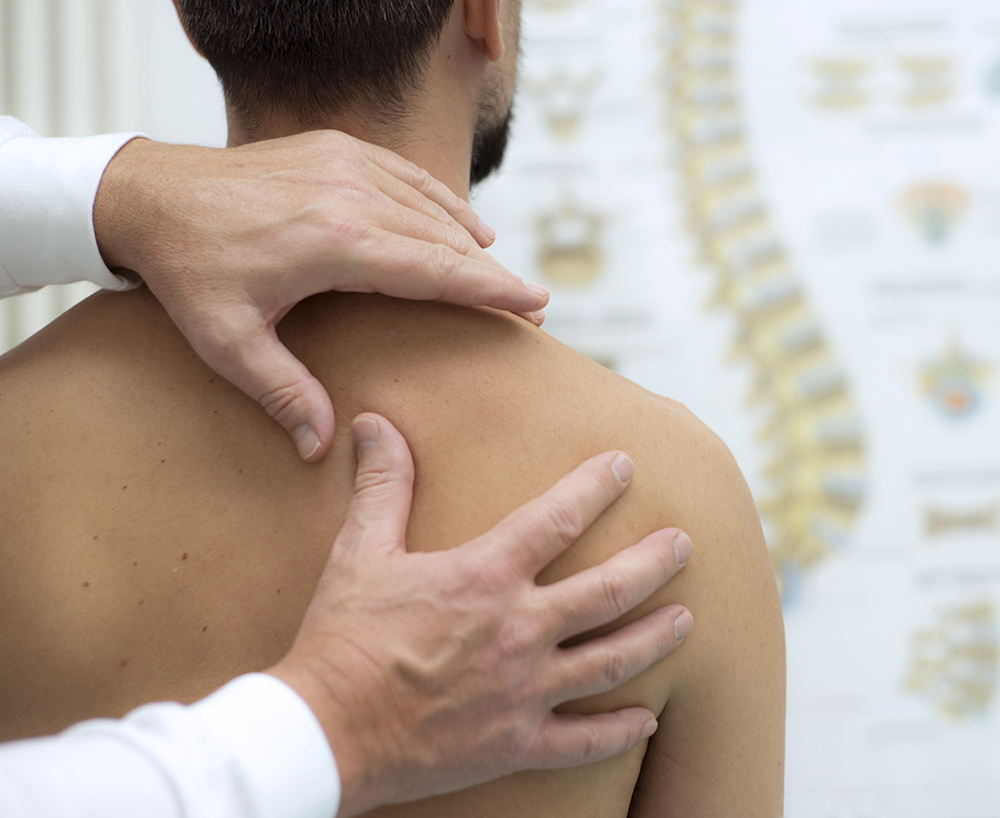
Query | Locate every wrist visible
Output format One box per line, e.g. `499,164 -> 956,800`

93,136 -> 157,272
266,659 -> 378,818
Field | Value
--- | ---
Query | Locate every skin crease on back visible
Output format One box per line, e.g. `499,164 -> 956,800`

0,287 -> 785,817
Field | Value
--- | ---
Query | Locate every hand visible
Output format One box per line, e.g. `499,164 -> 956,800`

92,132 -> 549,462
267,414 -> 694,818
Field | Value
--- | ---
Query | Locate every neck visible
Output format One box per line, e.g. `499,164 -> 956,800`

228,107 -> 474,201
225,19 -> 484,200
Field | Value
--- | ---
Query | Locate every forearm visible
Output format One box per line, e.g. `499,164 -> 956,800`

0,116 -> 143,298
0,674 -> 340,818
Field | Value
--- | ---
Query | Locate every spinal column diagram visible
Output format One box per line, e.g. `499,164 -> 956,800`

659,0 -> 867,592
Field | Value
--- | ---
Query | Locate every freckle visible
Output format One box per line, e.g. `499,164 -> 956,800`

238,469 -> 243,474
93,535 -> 99,541
119,659 -> 128,668
83,582 -> 90,588
213,410 -> 218,414
182,553 -> 188,561
202,626 -> 208,632
138,599 -> 144,605
161,459 -> 166,464
277,588 -> 281,596
133,562 -> 138,567
122,485 -> 127,490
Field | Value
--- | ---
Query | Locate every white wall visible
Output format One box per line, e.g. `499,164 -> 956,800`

0,0 -> 226,351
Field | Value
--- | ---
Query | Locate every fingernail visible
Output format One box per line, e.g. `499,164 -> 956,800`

611,454 -> 635,485
525,281 -> 549,300
353,416 -> 381,456
478,219 -> 497,246
673,532 -> 693,567
293,425 -> 322,461
529,309 -> 546,326
674,611 -> 694,642
640,719 -> 658,740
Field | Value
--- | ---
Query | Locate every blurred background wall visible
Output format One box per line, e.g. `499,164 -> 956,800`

0,0 -> 224,349
3,0 -> 1000,814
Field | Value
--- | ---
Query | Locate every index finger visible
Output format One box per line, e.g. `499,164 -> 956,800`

476,451 -> 636,578
358,139 -> 496,249
333,227 -> 548,317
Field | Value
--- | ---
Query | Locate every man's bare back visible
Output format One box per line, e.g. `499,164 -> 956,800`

0,288 -> 784,816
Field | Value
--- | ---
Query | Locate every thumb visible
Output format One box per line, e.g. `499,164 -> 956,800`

338,414 -> 416,554
206,327 -> 336,462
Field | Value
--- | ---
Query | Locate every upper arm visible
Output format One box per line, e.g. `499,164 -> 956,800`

628,425 -> 786,817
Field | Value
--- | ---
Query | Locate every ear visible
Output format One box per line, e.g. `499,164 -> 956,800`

464,0 -> 505,62
172,0 -> 206,59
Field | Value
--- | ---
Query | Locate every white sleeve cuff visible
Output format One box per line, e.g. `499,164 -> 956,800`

0,121 -> 146,298
0,673 -> 341,818
185,673 -> 342,818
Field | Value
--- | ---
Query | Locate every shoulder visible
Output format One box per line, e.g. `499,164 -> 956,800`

285,291 -> 780,677
281,293 -> 734,549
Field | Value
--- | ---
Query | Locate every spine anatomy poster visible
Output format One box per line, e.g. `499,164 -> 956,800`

475,0 -> 1000,814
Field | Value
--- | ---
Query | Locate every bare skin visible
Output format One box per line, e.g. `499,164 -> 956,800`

0,288 -> 785,816
93,132 -> 550,462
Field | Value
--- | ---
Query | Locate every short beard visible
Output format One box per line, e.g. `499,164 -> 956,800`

470,105 -> 513,187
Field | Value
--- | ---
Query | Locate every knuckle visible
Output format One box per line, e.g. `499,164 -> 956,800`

353,467 -> 406,504
600,570 -> 633,618
426,243 -> 460,285
429,200 -> 453,224
542,497 -> 585,547
334,177 -> 378,203
181,302 -> 254,357
601,646 -> 629,689
444,224 -> 474,256
504,719 -> 540,771
259,382 -> 306,425
319,211 -> 374,248
463,551 -> 513,595
354,457 -> 406,491
410,163 -> 434,193
497,615 -> 543,660
194,317 -> 244,360
322,129 -> 359,155
577,723 -> 606,765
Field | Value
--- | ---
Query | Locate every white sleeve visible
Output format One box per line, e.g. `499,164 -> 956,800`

0,116 -> 147,299
0,673 -> 341,818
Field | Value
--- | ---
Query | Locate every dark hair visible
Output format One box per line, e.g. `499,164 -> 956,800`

177,0 -> 455,127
